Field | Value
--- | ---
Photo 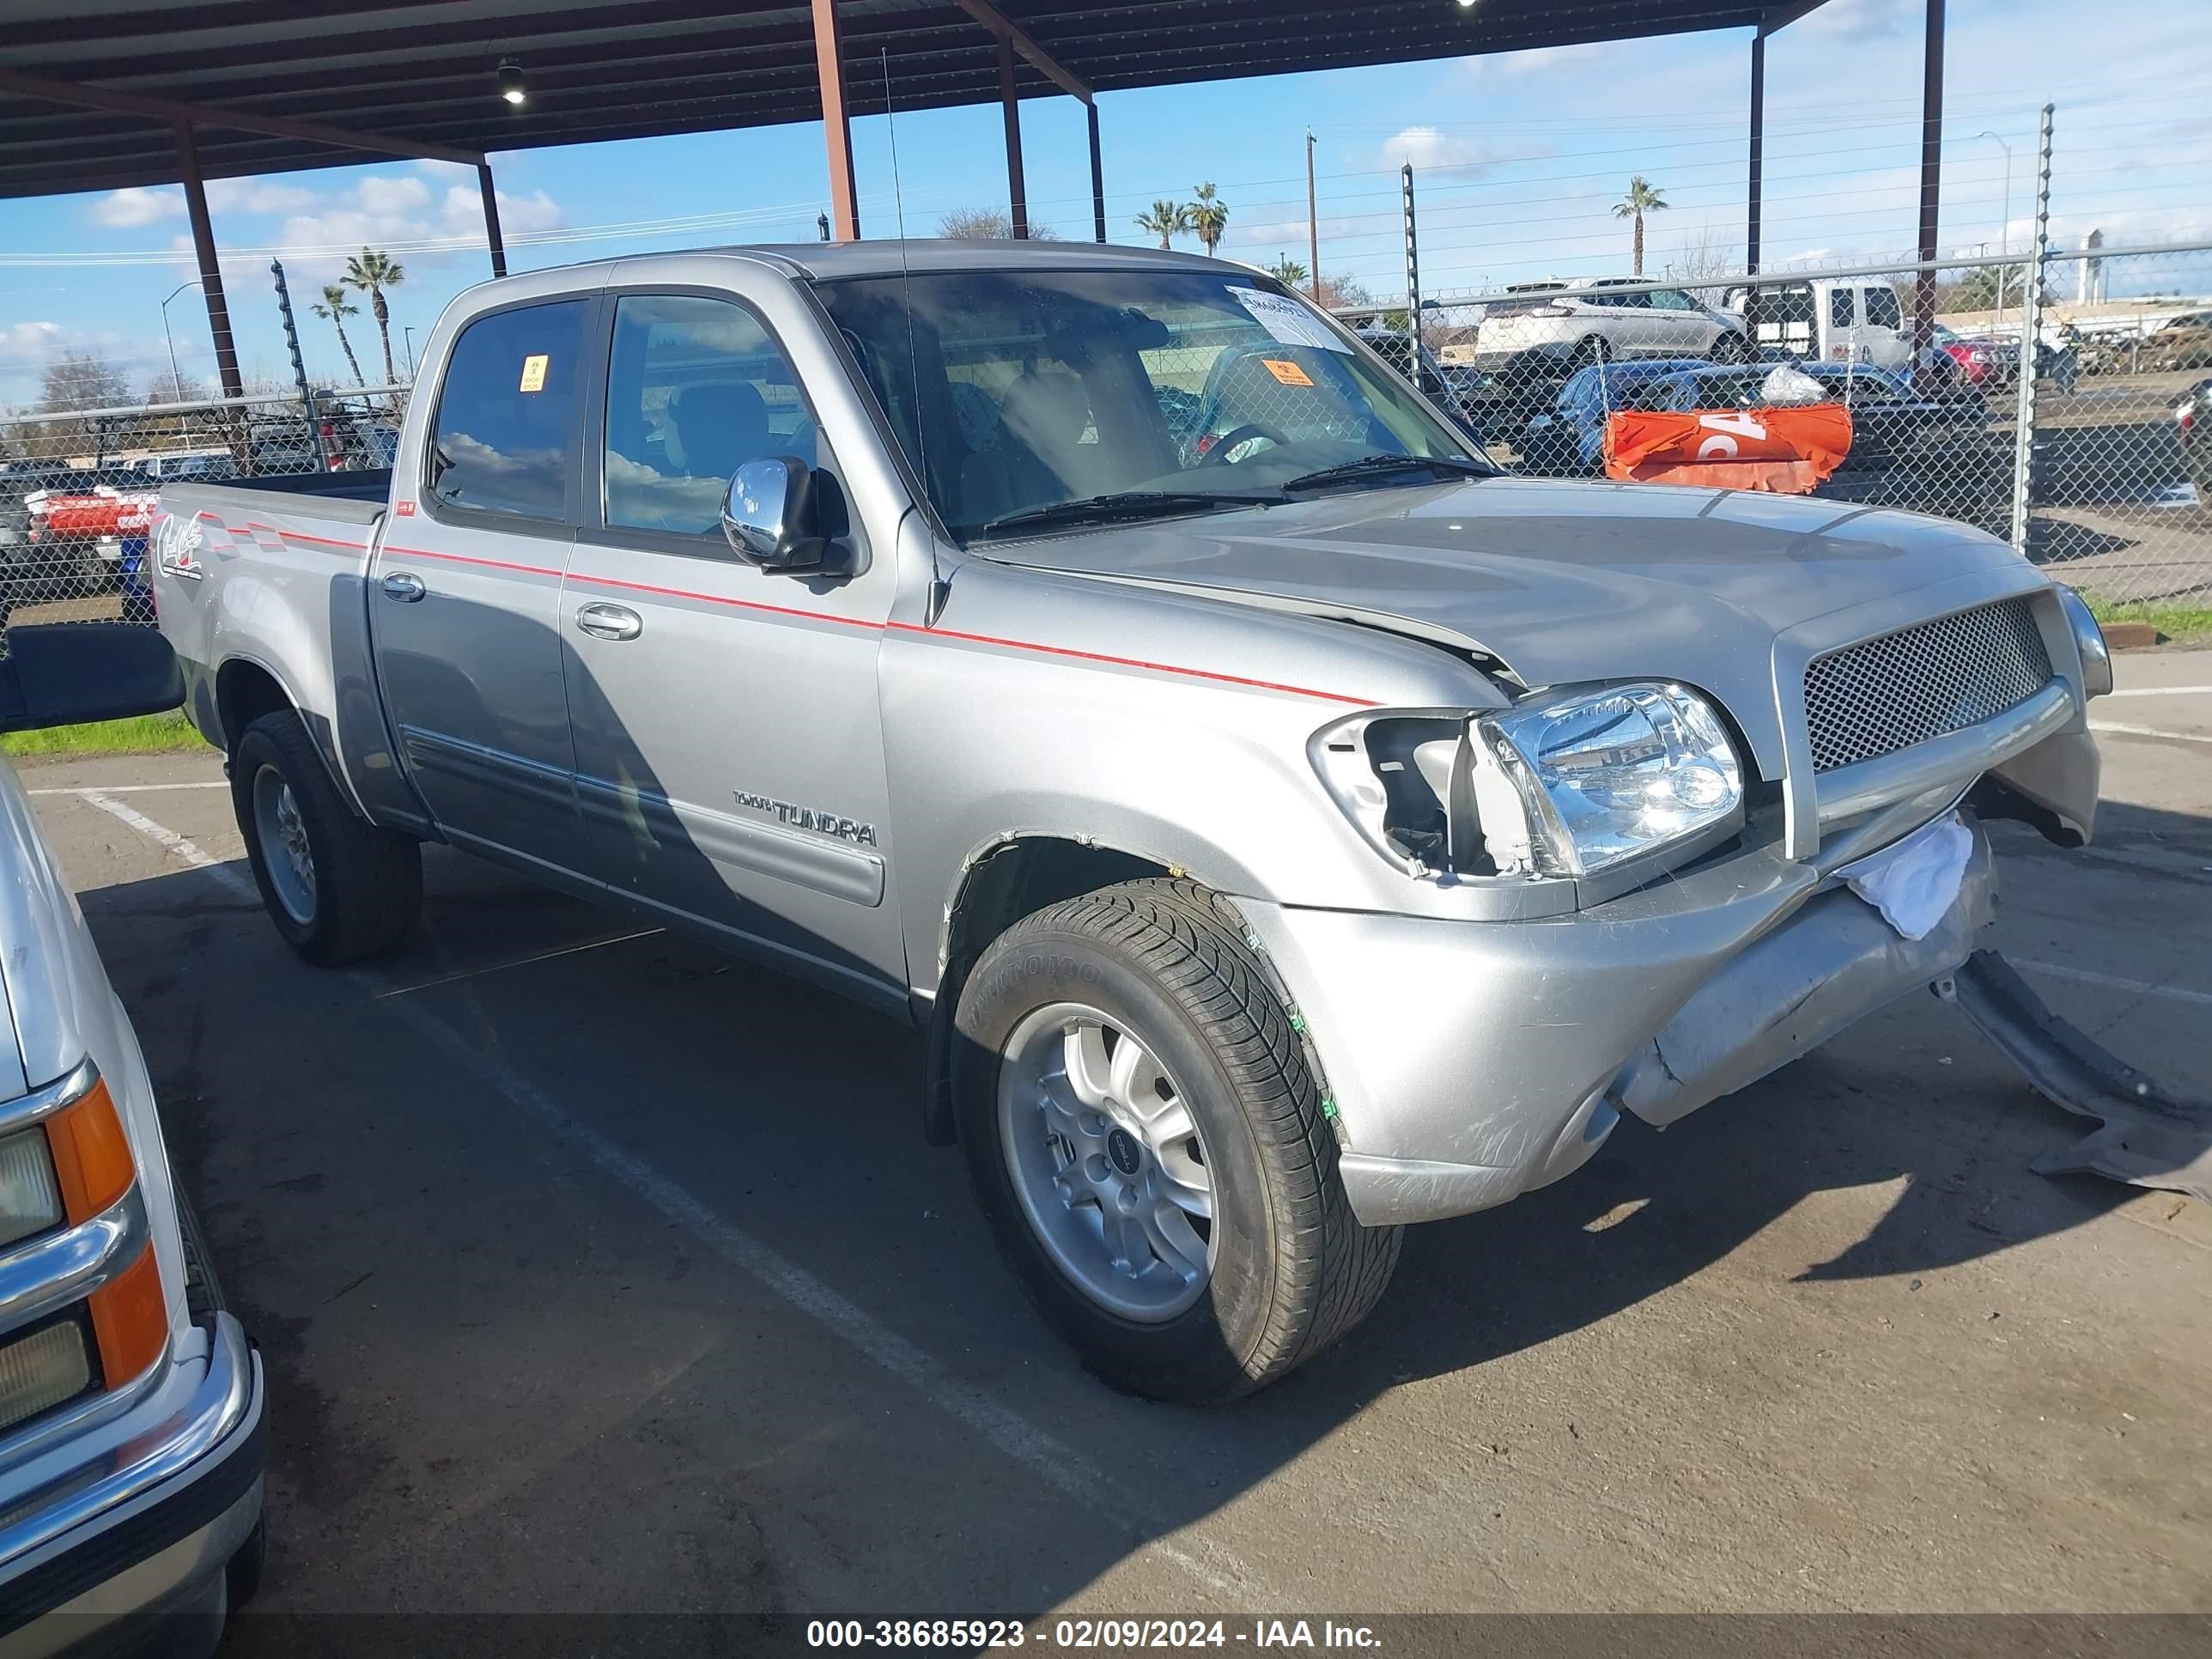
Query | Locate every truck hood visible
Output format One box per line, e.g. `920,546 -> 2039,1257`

992,476 -> 2032,776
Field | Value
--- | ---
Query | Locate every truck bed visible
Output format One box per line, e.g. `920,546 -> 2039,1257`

153,477 -> 390,810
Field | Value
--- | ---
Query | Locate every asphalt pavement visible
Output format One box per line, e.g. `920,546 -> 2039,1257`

16,653 -> 2212,1642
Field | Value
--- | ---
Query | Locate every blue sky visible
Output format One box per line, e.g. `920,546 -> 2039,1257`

1,0 -> 2207,405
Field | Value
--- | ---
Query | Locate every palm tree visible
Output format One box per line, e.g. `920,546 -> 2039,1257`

1611,176 -> 1669,276
343,247 -> 407,384
1188,183 -> 1230,258
311,285 -> 366,386
1267,254 -> 1310,287
1133,199 -> 1190,250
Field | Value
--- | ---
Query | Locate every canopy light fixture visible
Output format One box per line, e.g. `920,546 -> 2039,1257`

497,60 -> 526,106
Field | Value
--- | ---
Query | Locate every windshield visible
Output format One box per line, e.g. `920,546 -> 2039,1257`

815,268 -> 1489,542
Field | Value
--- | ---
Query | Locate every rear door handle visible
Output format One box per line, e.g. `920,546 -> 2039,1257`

575,602 -> 642,641
380,571 -> 426,603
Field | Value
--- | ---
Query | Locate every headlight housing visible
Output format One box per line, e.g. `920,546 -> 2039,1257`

1470,682 -> 1744,877
1310,681 -> 1746,886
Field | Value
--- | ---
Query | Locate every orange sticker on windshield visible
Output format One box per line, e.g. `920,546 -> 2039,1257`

519,354 -> 550,392
1261,358 -> 1315,387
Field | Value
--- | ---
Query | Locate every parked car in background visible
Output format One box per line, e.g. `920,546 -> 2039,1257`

1351,325 -> 1488,439
1516,357 -> 1713,474
152,240 -> 2112,1404
0,624 -> 265,1655
1723,276 -> 1911,371
2148,310 -> 2212,372
1472,277 -> 1747,374
2179,378 -> 2212,501
1931,322 -> 2020,390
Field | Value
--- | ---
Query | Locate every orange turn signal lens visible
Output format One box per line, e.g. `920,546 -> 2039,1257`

46,1075 -> 135,1225
88,1244 -> 167,1389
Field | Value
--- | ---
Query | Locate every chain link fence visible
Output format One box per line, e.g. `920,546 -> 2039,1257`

0,386 -> 409,651
1336,243 -> 2212,611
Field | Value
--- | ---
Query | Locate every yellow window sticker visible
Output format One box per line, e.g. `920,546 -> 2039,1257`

519,354 -> 550,392
1261,357 -> 1315,387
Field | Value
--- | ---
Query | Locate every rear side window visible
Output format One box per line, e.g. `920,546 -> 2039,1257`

603,295 -> 817,538
1829,288 -> 1856,328
1865,286 -> 1904,330
426,301 -> 590,520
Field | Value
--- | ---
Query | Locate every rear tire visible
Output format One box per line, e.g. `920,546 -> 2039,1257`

232,708 -> 421,966
953,878 -> 1401,1403
1572,334 -> 1612,368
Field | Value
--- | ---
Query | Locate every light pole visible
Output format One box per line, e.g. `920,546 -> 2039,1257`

160,276 -> 204,403
404,326 -> 417,380
1977,130 -> 2012,330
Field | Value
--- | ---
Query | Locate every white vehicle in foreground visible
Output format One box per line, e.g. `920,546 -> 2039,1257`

0,624 -> 264,1656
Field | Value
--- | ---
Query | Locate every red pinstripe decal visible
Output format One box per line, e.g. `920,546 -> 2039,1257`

884,620 -> 1376,706
245,520 -> 365,552
570,569 -> 882,631
384,544 -> 564,580
370,543 -> 1372,706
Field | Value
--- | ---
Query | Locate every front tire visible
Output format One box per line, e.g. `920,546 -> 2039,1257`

1571,334 -> 1612,369
232,708 -> 421,966
953,879 -> 1400,1403
1710,331 -> 1749,363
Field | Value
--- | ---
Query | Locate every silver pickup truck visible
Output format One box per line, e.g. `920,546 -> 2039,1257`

149,241 -> 2111,1402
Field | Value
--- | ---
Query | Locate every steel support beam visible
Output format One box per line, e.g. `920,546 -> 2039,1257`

1746,33 -> 1764,281
1089,102 -> 1107,244
477,161 -> 507,278
953,0 -> 1092,103
812,0 -> 860,240
176,125 -> 243,403
998,35 -> 1028,239
1912,0 -> 1945,364
0,64 -> 483,166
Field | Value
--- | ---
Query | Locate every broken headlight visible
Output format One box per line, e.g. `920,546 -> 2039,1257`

1471,682 -> 1743,877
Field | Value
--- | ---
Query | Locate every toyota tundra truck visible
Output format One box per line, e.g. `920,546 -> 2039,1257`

148,241 -> 2112,1402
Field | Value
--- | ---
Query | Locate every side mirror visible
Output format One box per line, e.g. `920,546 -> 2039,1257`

0,623 -> 183,734
720,456 -> 831,571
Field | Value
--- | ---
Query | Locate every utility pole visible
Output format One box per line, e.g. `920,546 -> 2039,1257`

1306,128 -> 1321,303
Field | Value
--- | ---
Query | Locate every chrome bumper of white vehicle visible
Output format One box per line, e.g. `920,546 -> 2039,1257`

0,1312 -> 264,1658
1243,821 -> 1997,1227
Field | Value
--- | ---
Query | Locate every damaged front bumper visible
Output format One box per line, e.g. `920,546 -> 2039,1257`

1240,816 -> 1998,1227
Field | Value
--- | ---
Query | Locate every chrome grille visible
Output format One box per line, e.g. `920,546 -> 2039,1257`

1803,598 -> 2053,773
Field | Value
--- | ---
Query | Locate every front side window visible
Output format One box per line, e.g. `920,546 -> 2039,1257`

1864,286 -> 1904,330
1829,288 -> 1857,328
816,270 -> 1485,542
427,301 -> 589,520
603,295 -> 817,538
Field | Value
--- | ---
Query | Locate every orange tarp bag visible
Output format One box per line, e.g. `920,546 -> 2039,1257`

1602,404 -> 1853,495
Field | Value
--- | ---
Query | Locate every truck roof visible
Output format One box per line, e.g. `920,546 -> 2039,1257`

492,239 -> 1243,289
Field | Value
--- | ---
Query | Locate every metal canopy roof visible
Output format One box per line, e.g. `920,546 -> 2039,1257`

0,0 -> 1822,201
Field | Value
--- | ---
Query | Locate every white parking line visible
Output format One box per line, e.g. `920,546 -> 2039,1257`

27,781 -> 228,796
2015,958 -> 2212,1010
373,928 -> 663,998
74,793 -> 1257,1602
2089,720 -> 2212,745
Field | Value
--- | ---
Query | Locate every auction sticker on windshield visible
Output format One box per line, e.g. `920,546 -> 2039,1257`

1261,359 -> 1315,386
1231,286 -> 1349,353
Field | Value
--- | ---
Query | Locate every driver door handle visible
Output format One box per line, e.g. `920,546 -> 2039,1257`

380,571 -> 426,602
575,602 -> 643,641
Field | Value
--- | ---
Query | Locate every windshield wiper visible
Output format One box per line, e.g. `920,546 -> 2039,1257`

980,491 -> 1276,537
1279,454 -> 1498,493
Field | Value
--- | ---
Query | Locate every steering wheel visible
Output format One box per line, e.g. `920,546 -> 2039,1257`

1200,422 -> 1291,466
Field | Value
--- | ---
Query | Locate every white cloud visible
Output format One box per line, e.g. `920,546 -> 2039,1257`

0,320 -> 68,369
204,179 -> 320,215
266,171 -> 568,276
91,187 -> 183,228
1796,0 -> 1915,40
1378,126 -> 1507,175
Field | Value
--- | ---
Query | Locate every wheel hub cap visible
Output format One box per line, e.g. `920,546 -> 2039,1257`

998,1003 -> 1217,1322
252,764 -> 316,926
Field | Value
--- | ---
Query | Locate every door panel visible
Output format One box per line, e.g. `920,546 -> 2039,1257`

373,299 -> 590,878
563,290 -> 905,1004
